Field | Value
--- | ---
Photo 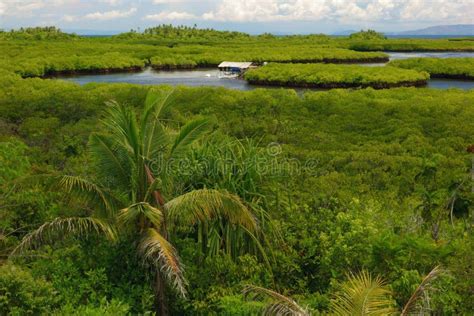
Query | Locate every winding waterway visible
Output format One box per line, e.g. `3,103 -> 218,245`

57,52 -> 474,91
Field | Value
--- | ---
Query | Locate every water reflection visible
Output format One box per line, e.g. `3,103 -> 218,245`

388,52 -> 474,60
60,67 -> 474,91
428,79 -> 474,90
61,68 -> 249,89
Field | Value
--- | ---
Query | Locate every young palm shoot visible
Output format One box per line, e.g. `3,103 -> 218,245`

330,270 -> 397,316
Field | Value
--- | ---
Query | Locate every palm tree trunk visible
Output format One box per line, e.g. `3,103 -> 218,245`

145,165 -> 170,315
155,271 -> 169,316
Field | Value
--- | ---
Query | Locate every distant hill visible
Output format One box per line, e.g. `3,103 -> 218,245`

397,24 -> 474,36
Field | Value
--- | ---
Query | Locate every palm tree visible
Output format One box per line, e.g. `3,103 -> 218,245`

244,266 -> 443,316
11,89 -> 260,315
330,270 -> 397,316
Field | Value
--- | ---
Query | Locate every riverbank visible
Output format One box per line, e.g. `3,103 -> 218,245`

148,55 -> 389,70
42,66 -> 144,78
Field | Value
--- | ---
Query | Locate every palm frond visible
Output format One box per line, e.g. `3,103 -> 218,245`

243,285 -> 309,316
169,118 -> 208,160
138,228 -> 187,297
165,189 -> 258,233
118,202 -> 163,228
143,119 -> 169,159
59,175 -> 122,216
89,133 -> 132,190
141,89 -> 175,159
142,88 -> 175,126
10,217 -> 116,257
102,100 -> 141,156
330,270 -> 397,316
401,266 -> 444,316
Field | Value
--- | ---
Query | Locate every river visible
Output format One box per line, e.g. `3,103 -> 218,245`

57,52 -> 474,91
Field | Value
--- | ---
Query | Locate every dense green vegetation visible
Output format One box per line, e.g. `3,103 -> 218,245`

342,38 -> 474,52
244,63 -> 430,88
1,64 -> 473,314
118,24 -> 251,41
244,266 -> 444,315
1,26 -> 473,79
0,25 -> 473,315
0,27 -> 77,40
0,39 -> 388,77
349,29 -> 387,40
389,57 -> 474,79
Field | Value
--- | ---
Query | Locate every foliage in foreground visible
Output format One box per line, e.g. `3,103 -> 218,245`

8,90 -> 263,314
0,75 -> 473,314
245,266 -> 444,315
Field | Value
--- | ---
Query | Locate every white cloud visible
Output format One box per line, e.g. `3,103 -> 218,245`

0,0 -> 81,16
49,0 -> 80,5
0,0 -> 472,30
153,0 -> 186,4
84,7 -> 137,20
0,0 -> 45,17
203,0 -> 283,22
99,0 -> 120,5
202,0 -> 474,23
61,14 -> 77,22
398,0 -> 473,23
16,0 -> 45,11
152,0 -> 193,3
145,11 -> 196,20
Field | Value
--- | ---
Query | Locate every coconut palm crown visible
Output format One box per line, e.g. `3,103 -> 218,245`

11,89 -> 260,315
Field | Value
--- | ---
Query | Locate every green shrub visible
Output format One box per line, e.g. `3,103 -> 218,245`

218,294 -> 265,315
244,63 -> 429,88
389,57 -> 474,79
349,29 -> 386,40
52,298 -> 130,316
0,264 -> 59,315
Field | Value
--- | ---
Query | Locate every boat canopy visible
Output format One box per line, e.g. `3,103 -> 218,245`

218,61 -> 253,71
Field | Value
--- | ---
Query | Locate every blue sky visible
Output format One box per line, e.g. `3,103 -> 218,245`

0,0 -> 473,34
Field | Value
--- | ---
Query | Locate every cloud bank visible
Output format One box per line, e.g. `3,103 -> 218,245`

199,0 -> 473,23
0,0 -> 472,32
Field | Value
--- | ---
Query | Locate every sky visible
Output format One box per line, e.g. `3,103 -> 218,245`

0,0 -> 473,34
